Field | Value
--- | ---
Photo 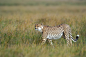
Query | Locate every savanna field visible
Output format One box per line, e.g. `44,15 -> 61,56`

0,0 -> 86,57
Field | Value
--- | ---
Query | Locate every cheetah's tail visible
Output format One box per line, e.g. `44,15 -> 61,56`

71,35 -> 79,42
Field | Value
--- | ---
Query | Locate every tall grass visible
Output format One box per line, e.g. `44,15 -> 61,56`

0,0 -> 86,57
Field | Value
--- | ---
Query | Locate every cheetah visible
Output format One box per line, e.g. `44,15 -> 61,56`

35,24 -> 79,46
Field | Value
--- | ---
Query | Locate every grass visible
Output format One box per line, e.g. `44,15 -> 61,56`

0,0 -> 86,57
0,0 -> 86,6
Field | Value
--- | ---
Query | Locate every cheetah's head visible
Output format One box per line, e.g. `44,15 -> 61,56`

35,24 -> 43,32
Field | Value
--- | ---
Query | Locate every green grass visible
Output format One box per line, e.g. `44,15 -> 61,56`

0,0 -> 86,57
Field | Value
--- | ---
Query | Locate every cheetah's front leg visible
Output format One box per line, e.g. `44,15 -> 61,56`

41,38 -> 47,45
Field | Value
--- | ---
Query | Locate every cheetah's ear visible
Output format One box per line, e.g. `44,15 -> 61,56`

41,23 -> 43,25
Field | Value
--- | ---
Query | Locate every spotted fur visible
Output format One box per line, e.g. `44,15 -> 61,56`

35,24 -> 79,46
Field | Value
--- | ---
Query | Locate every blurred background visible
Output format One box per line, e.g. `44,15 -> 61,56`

0,0 -> 86,57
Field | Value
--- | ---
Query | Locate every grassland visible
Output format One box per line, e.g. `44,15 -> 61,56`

0,0 -> 86,57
